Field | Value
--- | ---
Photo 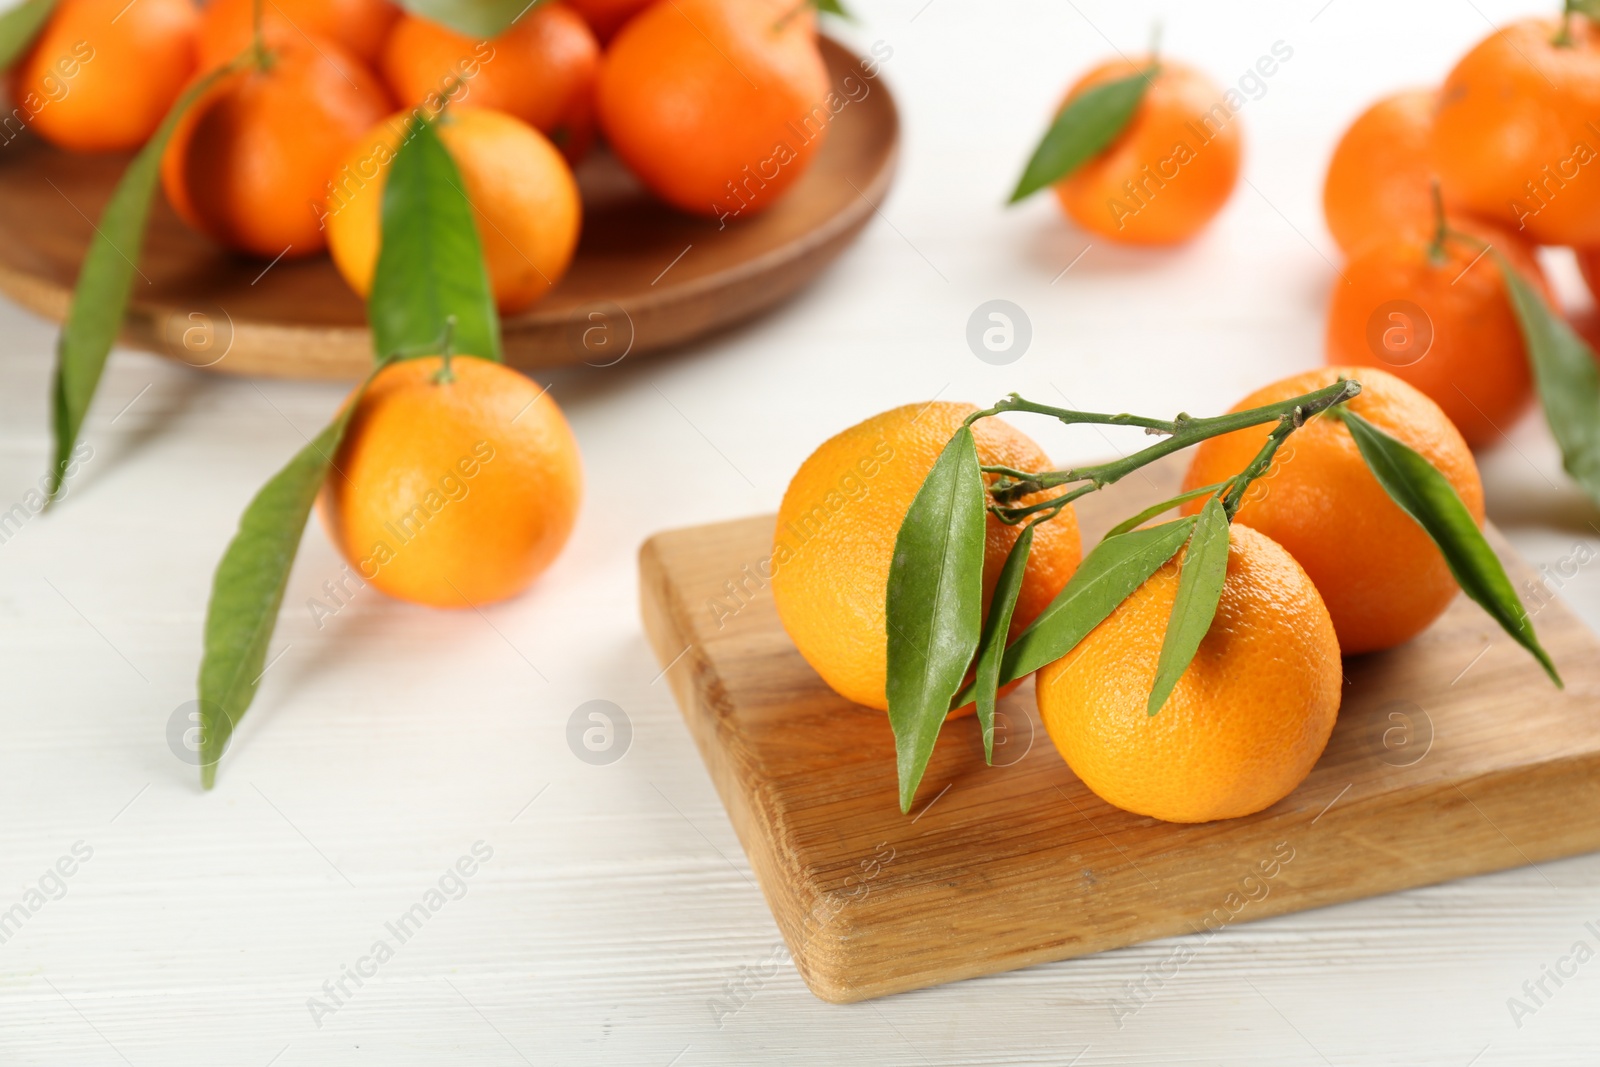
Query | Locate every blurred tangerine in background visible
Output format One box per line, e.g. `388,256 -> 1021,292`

326,107 -> 582,313
10,0 -> 197,152
597,0 -> 831,219
196,0 -> 400,70
161,38 -> 391,259
1051,56 -> 1243,245
382,3 -> 600,163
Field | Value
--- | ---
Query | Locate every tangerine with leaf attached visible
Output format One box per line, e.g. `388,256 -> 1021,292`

772,402 -> 1083,713
1037,523 -> 1340,824
1181,367 -> 1484,655
318,356 -> 583,608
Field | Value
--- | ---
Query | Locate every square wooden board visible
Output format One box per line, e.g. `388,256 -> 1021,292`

638,456 -> 1600,1003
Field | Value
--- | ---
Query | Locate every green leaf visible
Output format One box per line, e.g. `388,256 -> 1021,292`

47,63 -> 233,500
1343,409 -> 1561,687
1147,496 -> 1230,715
886,427 -> 987,813
197,365 -> 385,787
0,0 -> 56,71
812,0 -> 855,19
370,114 -> 501,364
1009,67 -> 1153,203
990,516 -> 1195,689
396,0 -> 541,38
1499,255 -> 1600,504
1102,480 -> 1227,542
972,521 -> 1034,764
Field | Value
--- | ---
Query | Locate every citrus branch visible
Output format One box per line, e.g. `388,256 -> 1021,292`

978,378 -> 1362,523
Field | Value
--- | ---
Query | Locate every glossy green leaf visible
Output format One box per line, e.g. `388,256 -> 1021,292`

370,114 -> 501,363
397,0 -> 541,39
1009,67 -> 1152,203
992,516 -> 1195,688
48,63 -> 233,500
886,427 -> 986,813
0,0 -> 56,71
1147,496 -> 1229,715
197,366 -> 384,787
1500,256 -> 1600,504
1343,409 -> 1560,686
972,521 -> 1034,764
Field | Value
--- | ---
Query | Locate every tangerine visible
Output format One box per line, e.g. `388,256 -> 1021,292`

381,4 -> 600,163
318,355 -> 583,607
1052,56 -> 1242,245
1432,16 -> 1600,245
10,0 -> 197,153
195,0 -> 400,70
1181,367 -> 1484,655
596,0 -> 830,219
772,402 -> 1083,712
160,40 -> 391,258
1323,88 -> 1443,258
325,106 -> 581,314
565,0 -> 653,42
1324,217 -> 1547,447
1037,523 -> 1340,824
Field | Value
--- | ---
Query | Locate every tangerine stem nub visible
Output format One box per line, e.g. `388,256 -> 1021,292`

434,316 -> 458,384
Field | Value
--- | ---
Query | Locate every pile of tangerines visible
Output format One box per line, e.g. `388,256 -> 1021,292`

11,0 -> 836,312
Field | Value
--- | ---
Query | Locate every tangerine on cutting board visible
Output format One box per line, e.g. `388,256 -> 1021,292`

1182,367 -> 1485,656
1037,523 -> 1341,824
771,402 -> 1083,713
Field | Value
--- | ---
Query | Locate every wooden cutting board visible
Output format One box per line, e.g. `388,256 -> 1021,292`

638,455 -> 1600,1004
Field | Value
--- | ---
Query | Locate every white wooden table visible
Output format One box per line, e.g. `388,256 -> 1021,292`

5,0 -> 1600,1061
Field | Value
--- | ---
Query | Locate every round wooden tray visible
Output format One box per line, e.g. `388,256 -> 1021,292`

0,37 -> 898,379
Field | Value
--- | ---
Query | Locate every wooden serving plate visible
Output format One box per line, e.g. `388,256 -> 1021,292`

639,455 -> 1600,1003
0,37 -> 897,379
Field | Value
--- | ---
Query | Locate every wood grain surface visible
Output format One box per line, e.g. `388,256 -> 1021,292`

0,37 -> 898,380
639,455 -> 1600,1004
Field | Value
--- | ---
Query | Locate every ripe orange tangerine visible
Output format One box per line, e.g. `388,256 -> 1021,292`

319,356 -> 583,608
1053,55 -> 1243,245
